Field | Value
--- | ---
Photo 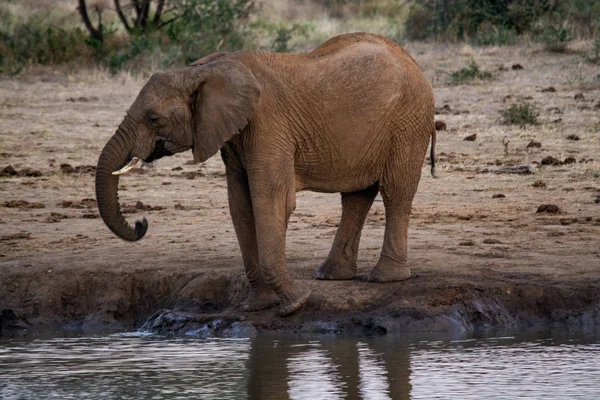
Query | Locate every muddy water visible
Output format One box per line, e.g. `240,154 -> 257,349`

1,332 -> 599,399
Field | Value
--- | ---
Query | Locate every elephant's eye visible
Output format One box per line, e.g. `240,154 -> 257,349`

147,114 -> 159,126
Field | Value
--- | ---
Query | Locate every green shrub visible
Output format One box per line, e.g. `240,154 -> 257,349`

404,0 -> 599,46
0,9 -> 94,74
108,0 -> 254,72
541,23 -> 572,53
449,60 -> 492,84
475,22 -> 517,46
270,23 -> 312,53
405,0 -> 552,42
1,0 -> 255,74
165,0 -> 252,63
588,37 -> 600,64
312,0 -> 404,19
404,4 -> 433,41
502,102 -> 539,125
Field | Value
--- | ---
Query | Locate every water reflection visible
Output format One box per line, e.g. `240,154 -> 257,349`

1,333 -> 599,399
247,337 -> 410,400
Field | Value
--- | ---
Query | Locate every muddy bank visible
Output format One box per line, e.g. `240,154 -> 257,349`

1,256 -> 599,336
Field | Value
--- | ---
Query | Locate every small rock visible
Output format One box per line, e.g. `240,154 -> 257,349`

541,86 -> 556,92
435,120 -> 447,131
81,213 -> 99,219
4,200 -> 45,209
0,233 -> 32,242
45,213 -> 68,223
483,238 -> 501,244
541,156 -> 562,166
594,101 -> 600,109
536,204 -> 560,214
526,141 -> 542,148
4,200 -> 28,208
459,240 -> 475,246
435,104 -> 452,115
511,63 -> 524,70
66,96 -> 99,103
560,218 -> 576,226
1,165 -> 42,178
552,118 -> 562,123
563,157 -> 576,165
20,168 -> 42,177
566,134 -> 579,141
58,199 -> 96,209
547,106 -> 563,114
492,193 -> 506,198
463,133 -> 477,142
532,180 -> 547,188
1,165 -> 17,177
574,93 -> 585,100
171,166 -> 183,171
162,182 -> 172,185
59,164 -> 96,174
60,163 -> 75,174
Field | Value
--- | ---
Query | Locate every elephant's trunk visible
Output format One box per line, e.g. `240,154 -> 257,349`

95,128 -> 148,241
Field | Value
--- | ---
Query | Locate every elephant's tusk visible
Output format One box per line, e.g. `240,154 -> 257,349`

112,157 -> 140,175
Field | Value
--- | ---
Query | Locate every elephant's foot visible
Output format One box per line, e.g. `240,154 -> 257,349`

315,257 -> 356,280
279,282 -> 311,316
368,260 -> 411,283
242,288 -> 280,312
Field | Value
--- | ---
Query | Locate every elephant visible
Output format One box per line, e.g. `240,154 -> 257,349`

95,32 -> 436,316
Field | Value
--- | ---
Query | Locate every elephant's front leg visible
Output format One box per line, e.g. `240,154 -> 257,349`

249,176 -> 311,316
316,183 -> 379,280
226,169 -> 279,311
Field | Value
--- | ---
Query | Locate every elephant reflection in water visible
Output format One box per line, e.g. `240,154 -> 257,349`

247,337 -> 411,399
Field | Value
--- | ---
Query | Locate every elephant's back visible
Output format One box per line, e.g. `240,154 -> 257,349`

307,32 -> 423,75
302,33 -> 430,103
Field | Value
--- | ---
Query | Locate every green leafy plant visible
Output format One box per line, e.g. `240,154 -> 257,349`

500,137 -> 510,155
106,0 -> 254,73
542,23 -> 572,53
0,10 -> 93,74
405,0 -> 556,42
501,102 -> 539,125
1,0 -> 255,74
449,60 -> 493,84
270,23 -> 311,53
587,36 -> 600,64
475,23 -> 517,46
404,0 -> 599,45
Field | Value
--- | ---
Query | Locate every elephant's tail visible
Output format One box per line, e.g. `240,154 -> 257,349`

430,127 -> 437,178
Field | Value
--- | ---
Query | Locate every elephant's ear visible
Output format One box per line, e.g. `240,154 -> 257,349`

186,59 -> 261,163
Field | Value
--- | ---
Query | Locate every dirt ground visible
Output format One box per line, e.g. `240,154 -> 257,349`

1,43 -> 599,335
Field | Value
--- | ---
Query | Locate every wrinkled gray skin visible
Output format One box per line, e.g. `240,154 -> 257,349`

95,33 -> 436,316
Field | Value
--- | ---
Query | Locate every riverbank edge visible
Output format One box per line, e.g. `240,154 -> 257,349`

1,267 -> 599,336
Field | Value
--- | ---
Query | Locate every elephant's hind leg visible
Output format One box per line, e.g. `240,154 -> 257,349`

316,183 -> 379,280
226,166 -> 279,312
368,170 -> 420,283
